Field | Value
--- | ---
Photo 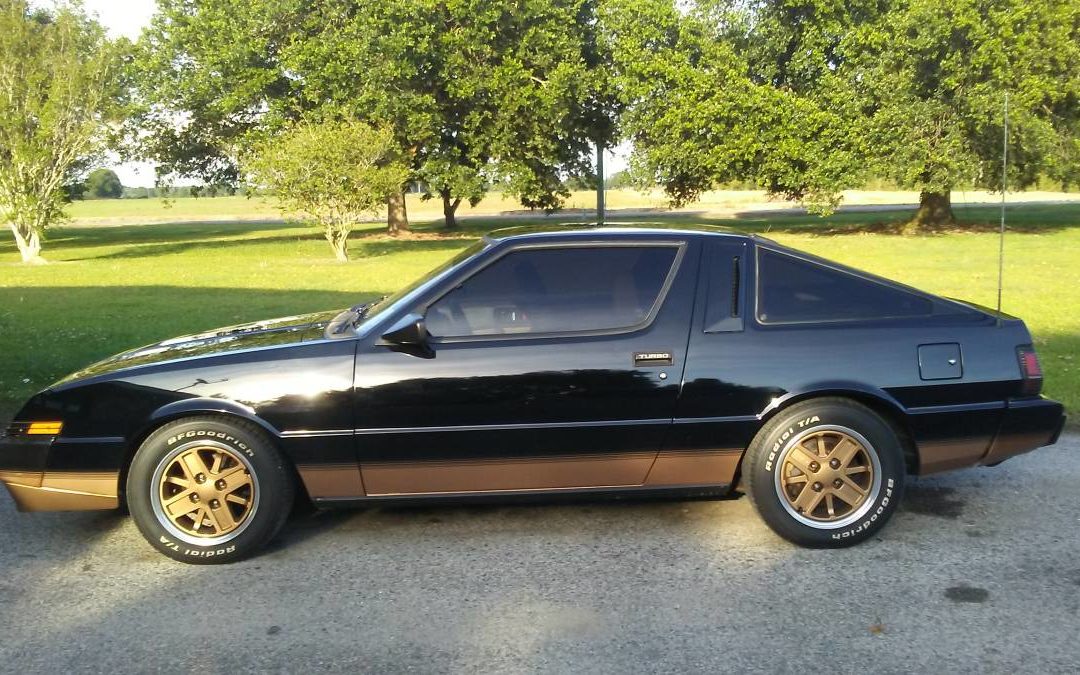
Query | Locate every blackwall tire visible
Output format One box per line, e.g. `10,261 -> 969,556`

744,398 -> 905,547
126,416 -> 294,564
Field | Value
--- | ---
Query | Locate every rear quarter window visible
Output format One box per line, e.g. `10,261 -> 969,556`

756,248 -> 933,324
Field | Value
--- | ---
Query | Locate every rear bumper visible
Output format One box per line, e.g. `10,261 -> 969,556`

982,398 -> 1067,466
0,432 -> 119,511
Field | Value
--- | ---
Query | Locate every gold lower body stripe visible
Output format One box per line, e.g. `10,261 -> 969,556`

0,470 -> 119,511
298,449 -> 743,499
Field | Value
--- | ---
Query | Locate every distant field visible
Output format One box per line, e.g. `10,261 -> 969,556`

63,188 -> 1080,225
1,203 -> 1078,427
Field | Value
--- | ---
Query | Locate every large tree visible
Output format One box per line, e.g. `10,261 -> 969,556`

0,0 -> 125,263
609,0 -> 1080,227
603,0 -> 861,212
135,0 -> 612,232
848,0 -> 1080,226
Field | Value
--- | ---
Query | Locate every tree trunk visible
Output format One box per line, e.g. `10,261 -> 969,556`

907,190 -> 956,232
9,223 -> 45,264
441,190 -> 462,230
326,229 -> 350,262
387,191 -> 409,235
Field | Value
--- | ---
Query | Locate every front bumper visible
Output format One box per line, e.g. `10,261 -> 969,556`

982,397 -> 1067,466
0,431 -> 119,511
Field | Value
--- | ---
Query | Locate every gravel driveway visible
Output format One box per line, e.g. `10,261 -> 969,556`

1,434 -> 1077,673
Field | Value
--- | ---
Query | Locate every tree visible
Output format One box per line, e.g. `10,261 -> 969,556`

291,0 -> 615,229
135,0 -> 613,232
609,0 -> 1080,228
85,168 -> 123,198
244,119 -> 408,262
847,0 -> 1080,227
602,0 -> 860,212
0,1 -> 124,263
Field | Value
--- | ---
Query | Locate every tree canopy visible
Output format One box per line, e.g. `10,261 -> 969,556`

602,0 -> 860,213
0,0 -> 125,262
848,0 -> 1080,225
608,0 -> 1080,227
135,0 -> 614,232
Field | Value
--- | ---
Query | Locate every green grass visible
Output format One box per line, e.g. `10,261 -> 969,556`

1,204 -> 1078,426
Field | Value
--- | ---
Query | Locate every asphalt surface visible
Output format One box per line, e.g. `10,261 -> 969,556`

1,434 -> 1078,674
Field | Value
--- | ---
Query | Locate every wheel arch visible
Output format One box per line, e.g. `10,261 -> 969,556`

117,399 -> 308,507
756,385 -> 919,474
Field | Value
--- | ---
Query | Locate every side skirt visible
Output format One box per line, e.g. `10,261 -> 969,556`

311,482 -> 736,509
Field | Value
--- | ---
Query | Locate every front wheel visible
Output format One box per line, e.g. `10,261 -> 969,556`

126,417 -> 294,564
744,398 -> 905,547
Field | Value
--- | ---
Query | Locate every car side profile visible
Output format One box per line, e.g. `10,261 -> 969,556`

0,225 -> 1066,563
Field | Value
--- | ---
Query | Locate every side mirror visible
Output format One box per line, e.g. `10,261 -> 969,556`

381,313 -> 429,346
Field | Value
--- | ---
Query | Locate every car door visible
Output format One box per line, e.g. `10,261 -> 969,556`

663,238 -> 762,483
352,237 -> 701,496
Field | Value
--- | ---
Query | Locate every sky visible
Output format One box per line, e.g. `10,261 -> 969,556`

77,0 -> 629,188
83,0 -> 157,40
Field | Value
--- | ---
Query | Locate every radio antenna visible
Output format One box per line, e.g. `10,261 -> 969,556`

996,92 -> 1008,323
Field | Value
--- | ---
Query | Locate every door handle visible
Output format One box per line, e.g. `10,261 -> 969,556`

633,351 -> 673,367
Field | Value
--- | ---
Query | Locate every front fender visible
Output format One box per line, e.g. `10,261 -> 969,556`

143,397 -> 281,440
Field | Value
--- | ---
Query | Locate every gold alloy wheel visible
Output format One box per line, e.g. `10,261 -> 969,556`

157,445 -> 256,538
778,429 -> 875,522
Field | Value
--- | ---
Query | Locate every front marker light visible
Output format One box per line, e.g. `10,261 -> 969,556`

26,421 -> 63,435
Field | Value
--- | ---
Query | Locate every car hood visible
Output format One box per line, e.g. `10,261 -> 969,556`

55,310 -> 343,387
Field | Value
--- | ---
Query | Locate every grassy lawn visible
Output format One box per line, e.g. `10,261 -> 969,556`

1,204 -> 1077,426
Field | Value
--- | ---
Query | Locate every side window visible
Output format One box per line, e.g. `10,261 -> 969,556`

426,245 -> 680,338
757,249 -> 933,323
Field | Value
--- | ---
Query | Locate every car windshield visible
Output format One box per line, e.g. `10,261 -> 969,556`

360,239 -> 489,323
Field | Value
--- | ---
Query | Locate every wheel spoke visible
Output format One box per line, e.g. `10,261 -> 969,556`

825,493 -> 836,518
209,451 -> 223,475
211,502 -> 237,532
833,477 -> 866,506
163,492 -> 199,519
784,473 -> 809,485
219,470 -> 252,495
181,451 -> 210,481
164,476 -> 190,488
202,506 -> 226,534
828,437 -> 861,467
215,463 -> 247,482
786,446 -> 819,476
792,484 -> 824,514
844,466 -> 868,476
187,506 -> 206,531
225,493 -> 249,506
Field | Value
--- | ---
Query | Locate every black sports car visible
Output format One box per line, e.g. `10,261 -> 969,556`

0,225 -> 1065,563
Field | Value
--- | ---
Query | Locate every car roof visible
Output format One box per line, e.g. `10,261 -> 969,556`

484,222 -> 764,245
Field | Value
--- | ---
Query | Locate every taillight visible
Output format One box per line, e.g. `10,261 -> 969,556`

1017,346 -> 1043,396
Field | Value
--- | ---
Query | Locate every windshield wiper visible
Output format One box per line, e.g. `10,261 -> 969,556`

350,296 -> 386,326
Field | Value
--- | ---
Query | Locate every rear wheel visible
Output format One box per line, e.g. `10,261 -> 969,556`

127,417 -> 294,563
744,398 -> 905,547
